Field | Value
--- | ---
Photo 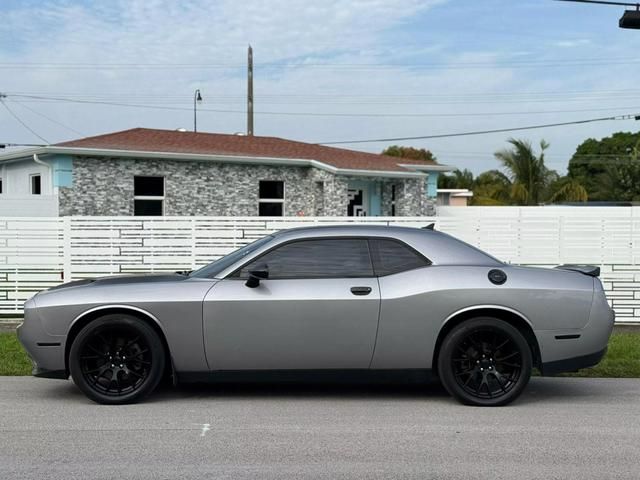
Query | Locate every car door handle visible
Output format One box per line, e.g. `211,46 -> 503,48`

350,286 -> 372,296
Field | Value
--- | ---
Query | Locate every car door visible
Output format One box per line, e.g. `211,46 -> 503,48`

203,237 -> 381,370
366,238 -> 435,369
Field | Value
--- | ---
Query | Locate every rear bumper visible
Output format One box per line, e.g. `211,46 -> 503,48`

535,288 -> 614,373
540,347 -> 607,376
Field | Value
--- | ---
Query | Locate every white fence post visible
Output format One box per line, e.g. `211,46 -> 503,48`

62,217 -> 71,282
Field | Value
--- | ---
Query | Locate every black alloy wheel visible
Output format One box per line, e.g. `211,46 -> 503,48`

69,314 -> 165,405
438,317 -> 532,406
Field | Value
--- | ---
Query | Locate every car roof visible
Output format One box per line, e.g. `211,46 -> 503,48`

272,224 -> 433,239
269,224 -> 502,266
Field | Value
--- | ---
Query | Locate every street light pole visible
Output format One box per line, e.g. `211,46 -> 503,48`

193,89 -> 203,132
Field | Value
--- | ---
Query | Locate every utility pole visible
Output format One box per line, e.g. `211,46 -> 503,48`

247,44 -> 254,136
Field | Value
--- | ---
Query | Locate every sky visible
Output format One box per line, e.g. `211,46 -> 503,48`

1,0 -> 640,174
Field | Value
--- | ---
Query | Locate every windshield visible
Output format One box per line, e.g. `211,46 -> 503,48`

189,235 -> 275,279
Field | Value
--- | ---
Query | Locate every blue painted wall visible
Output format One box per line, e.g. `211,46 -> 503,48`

50,155 -> 73,188
426,173 -> 438,198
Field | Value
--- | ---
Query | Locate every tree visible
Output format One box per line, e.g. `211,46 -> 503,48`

437,168 -> 474,190
598,157 -> 640,202
546,176 -> 588,203
493,138 -> 554,206
382,145 -> 437,163
568,131 -> 640,201
473,170 -> 512,205
386,140 -> 587,206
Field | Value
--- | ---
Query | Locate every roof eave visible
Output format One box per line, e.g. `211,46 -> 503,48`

0,147 -> 50,163
397,163 -> 454,173
0,146 -> 428,178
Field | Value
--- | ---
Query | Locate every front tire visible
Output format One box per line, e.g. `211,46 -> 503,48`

69,314 -> 165,405
437,317 -> 532,406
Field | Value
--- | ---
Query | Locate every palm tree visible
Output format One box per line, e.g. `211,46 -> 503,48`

492,138 -> 587,205
473,170 -> 512,205
438,168 -> 474,190
494,138 -> 552,206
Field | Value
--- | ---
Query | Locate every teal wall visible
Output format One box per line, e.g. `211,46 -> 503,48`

426,172 -> 438,198
50,155 -> 73,188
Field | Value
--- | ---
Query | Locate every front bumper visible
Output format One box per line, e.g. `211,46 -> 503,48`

17,303 -> 68,380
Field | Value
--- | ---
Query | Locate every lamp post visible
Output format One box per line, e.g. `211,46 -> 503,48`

193,89 -> 203,132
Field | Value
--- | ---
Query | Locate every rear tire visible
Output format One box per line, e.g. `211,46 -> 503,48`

69,314 -> 165,405
437,317 -> 532,406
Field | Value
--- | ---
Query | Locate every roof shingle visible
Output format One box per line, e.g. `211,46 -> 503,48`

56,128 -> 439,173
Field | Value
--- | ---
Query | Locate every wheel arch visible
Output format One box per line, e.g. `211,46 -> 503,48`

65,305 -> 174,381
432,305 -> 542,373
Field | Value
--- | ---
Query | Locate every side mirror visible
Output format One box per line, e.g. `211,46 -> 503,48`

245,264 -> 269,288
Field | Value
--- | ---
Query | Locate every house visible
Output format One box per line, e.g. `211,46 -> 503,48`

436,189 -> 473,207
0,128 -> 452,217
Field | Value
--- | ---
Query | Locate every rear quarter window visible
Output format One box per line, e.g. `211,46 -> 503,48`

370,238 -> 430,276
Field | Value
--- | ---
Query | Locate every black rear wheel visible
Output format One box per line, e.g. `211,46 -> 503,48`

69,314 -> 165,405
437,317 -> 532,406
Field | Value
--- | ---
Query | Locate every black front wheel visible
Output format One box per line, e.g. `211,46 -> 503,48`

437,317 -> 532,406
69,314 -> 165,405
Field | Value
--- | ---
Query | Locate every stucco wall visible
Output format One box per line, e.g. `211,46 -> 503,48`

1,160 -> 51,196
449,196 -> 469,207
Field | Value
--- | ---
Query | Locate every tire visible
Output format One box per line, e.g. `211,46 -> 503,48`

437,317 -> 532,406
69,314 -> 166,405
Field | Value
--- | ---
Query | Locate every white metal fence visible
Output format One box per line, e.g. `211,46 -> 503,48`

3,207 -> 640,323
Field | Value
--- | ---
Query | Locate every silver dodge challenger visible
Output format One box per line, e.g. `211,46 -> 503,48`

18,225 -> 614,406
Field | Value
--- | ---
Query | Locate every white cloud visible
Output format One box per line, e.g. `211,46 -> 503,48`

1,0 -> 640,176
554,38 -> 592,48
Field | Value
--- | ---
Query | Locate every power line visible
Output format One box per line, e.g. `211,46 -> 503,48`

1,57 -> 640,71
7,93 -> 640,119
555,0 -> 639,6
319,114 -> 640,145
9,99 -> 86,136
0,96 -> 49,143
12,92 -> 640,107
10,87 -> 640,98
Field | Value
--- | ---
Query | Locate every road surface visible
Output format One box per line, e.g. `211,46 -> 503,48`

1,376 -> 639,479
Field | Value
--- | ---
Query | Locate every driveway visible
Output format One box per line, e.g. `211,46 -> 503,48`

1,377 -> 639,479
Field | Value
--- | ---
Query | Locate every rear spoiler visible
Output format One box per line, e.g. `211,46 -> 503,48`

555,264 -> 600,277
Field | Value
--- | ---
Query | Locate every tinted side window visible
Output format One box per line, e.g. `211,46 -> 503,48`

240,239 -> 373,279
370,238 -> 430,276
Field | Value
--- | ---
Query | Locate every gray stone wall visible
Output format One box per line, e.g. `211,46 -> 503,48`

309,169 -> 348,216
59,157 -> 352,216
395,178 -> 435,216
381,181 -> 398,216
57,156 -> 433,217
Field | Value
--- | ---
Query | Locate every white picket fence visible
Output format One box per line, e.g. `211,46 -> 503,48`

3,207 -> 640,323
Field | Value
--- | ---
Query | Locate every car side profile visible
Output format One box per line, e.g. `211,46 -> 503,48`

18,225 -> 614,406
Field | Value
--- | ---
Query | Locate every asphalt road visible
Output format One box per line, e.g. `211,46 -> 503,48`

1,377 -> 639,480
